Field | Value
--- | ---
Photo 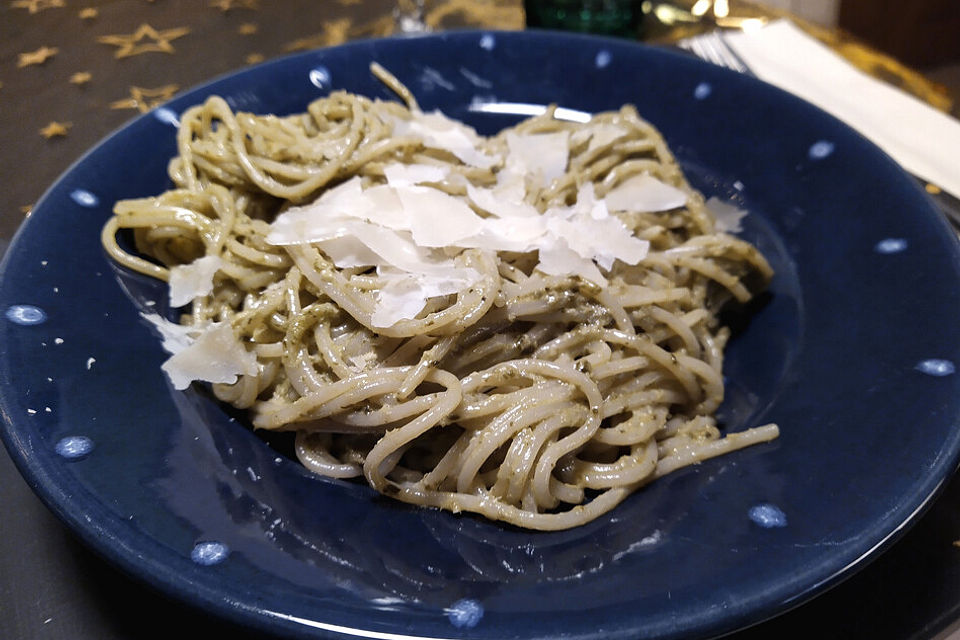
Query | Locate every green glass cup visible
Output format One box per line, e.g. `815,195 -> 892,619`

524,0 -> 643,38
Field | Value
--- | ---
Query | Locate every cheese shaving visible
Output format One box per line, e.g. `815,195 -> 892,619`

537,240 -> 608,286
141,312 -> 200,354
168,256 -> 223,307
395,186 -> 486,247
161,322 -> 258,390
141,312 -> 258,390
389,110 -> 499,168
371,269 -> 477,328
383,163 -> 450,187
572,123 -> 627,152
269,147 -> 650,294
604,174 -> 689,212
465,182 -> 539,219
706,196 -> 749,233
505,130 -> 570,190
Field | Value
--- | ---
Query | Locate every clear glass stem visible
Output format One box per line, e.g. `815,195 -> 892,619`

394,0 -> 429,34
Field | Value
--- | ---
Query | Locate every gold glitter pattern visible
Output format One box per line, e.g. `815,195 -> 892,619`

97,24 -> 191,59
210,0 -> 259,12
109,84 -> 181,112
69,71 -> 93,85
39,121 -> 71,138
11,0 -> 65,14
17,46 -> 59,67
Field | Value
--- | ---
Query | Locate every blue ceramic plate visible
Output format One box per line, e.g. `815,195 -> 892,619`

2,31 -> 960,640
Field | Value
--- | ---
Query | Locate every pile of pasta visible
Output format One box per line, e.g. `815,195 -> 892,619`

103,66 -> 777,530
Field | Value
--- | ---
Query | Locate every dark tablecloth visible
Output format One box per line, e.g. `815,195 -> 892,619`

1,1 -> 958,638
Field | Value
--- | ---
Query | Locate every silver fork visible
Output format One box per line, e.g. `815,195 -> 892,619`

679,31 -> 750,74
679,29 -> 960,231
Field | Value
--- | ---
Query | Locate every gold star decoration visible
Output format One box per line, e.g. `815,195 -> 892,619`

17,46 -> 59,67
69,71 -> 92,85
237,22 -> 258,35
210,0 -> 258,12
356,15 -> 398,39
11,0 -> 65,13
40,121 -> 71,139
97,24 -> 191,59
245,52 -> 264,65
285,18 -> 353,51
79,7 -> 98,19
422,0 -> 524,30
109,84 -> 180,113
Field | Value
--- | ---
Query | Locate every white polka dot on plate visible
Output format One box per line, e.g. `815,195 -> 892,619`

69,189 -> 99,207
595,50 -> 612,68
191,541 -> 230,566
916,359 -> 955,377
153,107 -> 180,127
748,503 -> 787,528
309,66 -> 332,90
6,304 -> 47,325
55,436 -> 94,460
874,238 -> 908,254
693,82 -> 712,100
479,34 -> 496,50
808,140 -> 835,160
447,598 -> 484,629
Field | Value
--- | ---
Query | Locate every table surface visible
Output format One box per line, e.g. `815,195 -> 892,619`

1,1 -> 959,639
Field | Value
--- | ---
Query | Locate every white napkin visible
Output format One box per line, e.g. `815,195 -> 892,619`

723,20 -> 960,199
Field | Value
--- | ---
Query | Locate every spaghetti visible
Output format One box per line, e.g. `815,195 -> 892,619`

103,65 -> 778,531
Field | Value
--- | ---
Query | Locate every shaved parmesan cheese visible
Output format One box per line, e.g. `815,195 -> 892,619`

537,240 -> 608,286
383,163 -> 449,187
168,256 -> 223,307
161,322 -> 258,390
329,222 -> 439,274
573,183 -> 609,221
571,123 -> 627,152
604,174 -> 688,213
266,178 -> 366,245
395,186 -> 486,247
493,167 -> 529,205
316,236 -> 382,269
505,131 -> 569,188
372,279 -> 430,328
141,312 -> 200,354
271,182 -> 485,250
466,183 -> 538,219
371,269 -> 480,328
320,175 -> 365,205
265,118 -> 666,326
269,178 -> 486,330
706,196 -> 748,233
545,215 -> 649,270
475,216 -> 547,252
356,185 -> 409,230
389,111 -> 499,169
141,313 -> 258,390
